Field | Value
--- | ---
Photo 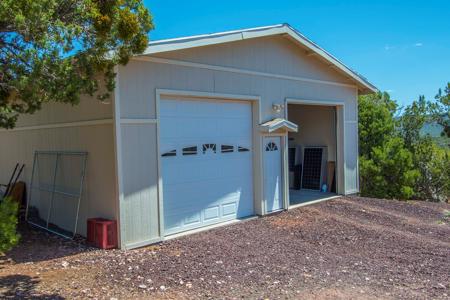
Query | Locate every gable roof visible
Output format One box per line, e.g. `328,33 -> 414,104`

140,23 -> 378,94
260,118 -> 298,133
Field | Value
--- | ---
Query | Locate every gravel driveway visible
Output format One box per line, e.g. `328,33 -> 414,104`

1,196 -> 449,299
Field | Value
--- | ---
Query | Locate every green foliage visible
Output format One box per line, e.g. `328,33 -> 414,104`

0,0 -> 154,128
0,197 -> 20,253
359,137 -> 418,200
359,92 -> 417,200
400,95 -> 431,149
398,91 -> 450,202
359,84 -> 450,202
412,140 -> 450,201
358,92 -> 397,157
431,82 -> 450,138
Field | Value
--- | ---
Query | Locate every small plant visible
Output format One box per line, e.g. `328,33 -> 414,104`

0,197 -> 20,253
443,210 -> 450,220
437,210 -> 450,225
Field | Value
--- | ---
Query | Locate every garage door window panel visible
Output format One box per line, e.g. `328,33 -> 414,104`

162,149 -> 177,157
221,145 -> 234,153
202,143 -> 217,154
182,146 -> 197,156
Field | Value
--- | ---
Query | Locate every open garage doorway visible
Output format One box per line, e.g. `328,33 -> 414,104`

286,101 -> 343,207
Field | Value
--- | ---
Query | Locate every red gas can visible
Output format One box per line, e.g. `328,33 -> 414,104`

87,218 -> 117,249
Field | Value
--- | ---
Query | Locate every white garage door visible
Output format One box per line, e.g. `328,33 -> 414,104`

160,98 -> 254,235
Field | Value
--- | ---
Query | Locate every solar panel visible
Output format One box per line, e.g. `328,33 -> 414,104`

301,147 -> 324,190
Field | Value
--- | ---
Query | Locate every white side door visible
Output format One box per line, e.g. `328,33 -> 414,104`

263,136 -> 283,213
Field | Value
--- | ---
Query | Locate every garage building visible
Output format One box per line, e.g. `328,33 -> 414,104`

0,24 -> 377,249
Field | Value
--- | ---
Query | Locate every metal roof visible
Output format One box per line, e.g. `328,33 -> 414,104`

140,23 -> 378,93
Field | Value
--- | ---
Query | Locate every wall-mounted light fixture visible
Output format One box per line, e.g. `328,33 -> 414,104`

272,103 -> 284,114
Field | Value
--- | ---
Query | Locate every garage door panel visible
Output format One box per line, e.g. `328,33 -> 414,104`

204,206 -> 220,220
163,176 -> 252,198
161,98 -> 254,235
159,100 -> 179,117
184,213 -> 202,225
162,178 -> 252,210
177,100 -> 219,117
222,202 -> 237,216
219,119 -> 252,138
178,117 -> 218,138
218,101 -> 251,117
162,154 -> 252,184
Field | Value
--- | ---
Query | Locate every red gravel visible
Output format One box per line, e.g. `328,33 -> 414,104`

1,196 -> 449,299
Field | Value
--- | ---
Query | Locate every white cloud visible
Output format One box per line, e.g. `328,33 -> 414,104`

384,42 -> 423,51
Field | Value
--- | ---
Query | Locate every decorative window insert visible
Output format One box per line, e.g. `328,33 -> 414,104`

162,150 -> 177,157
202,143 -> 217,154
182,146 -> 197,156
221,145 -> 234,153
238,146 -> 250,152
265,142 -> 278,152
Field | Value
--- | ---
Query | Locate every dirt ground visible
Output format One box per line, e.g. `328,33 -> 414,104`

1,196 -> 449,300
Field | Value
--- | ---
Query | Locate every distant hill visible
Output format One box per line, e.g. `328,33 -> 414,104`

421,122 -> 444,137
421,121 -> 449,148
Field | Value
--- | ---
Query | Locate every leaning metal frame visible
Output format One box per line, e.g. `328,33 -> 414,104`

25,151 -> 88,239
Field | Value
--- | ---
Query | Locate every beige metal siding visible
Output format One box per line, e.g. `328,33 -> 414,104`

120,59 -> 356,123
0,96 -> 116,236
119,123 -> 160,247
0,124 -> 116,235
15,94 -> 113,127
152,36 -> 352,85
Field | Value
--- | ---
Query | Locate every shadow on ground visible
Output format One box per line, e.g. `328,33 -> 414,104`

0,274 -> 64,299
1,223 -> 94,266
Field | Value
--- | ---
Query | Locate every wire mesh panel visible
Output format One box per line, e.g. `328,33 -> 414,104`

26,151 -> 87,239
301,147 -> 324,190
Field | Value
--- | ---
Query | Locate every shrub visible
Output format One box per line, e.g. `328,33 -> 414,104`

359,137 -> 419,200
413,140 -> 450,202
359,88 -> 449,202
0,197 -> 20,253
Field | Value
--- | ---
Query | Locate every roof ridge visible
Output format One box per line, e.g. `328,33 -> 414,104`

148,24 -> 287,46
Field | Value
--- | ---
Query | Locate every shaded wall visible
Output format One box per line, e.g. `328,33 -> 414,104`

0,96 -> 117,235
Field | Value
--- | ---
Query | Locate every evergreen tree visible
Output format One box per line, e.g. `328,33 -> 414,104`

0,0 -> 154,128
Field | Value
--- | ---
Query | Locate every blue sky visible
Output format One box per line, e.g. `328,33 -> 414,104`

144,1 -> 449,107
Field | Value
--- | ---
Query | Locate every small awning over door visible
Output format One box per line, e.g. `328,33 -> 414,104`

260,118 -> 298,133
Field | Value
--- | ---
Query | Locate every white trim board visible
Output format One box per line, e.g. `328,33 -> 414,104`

0,119 -> 113,132
112,66 -> 126,249
135,56 -> 358,89
284,98 -> 346,196
157,89 -> 261,101
139,24 -> 377,93
285,98 -> 345,106
120,118 -> 158,125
